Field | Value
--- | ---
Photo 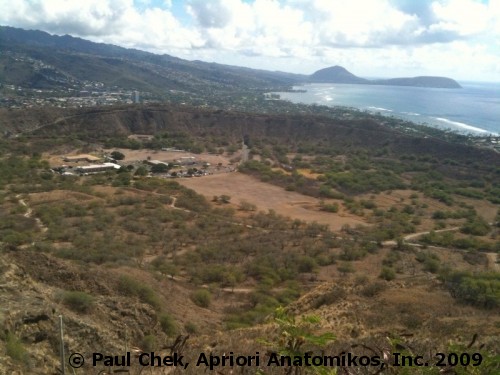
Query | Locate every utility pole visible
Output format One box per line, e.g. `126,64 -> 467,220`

125,325 -> 128,355
59,315 -> 66,375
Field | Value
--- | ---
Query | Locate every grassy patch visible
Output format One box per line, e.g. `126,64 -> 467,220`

61,291 -> 94,313
190,289 -> 211,308
5,333 -> 28,362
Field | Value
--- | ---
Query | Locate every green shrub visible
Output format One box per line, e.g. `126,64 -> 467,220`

382,250 -> 401,267
362,241 -> 379,254
239,200 -> 257,211
2,230 -> 32,248
297,255 -> 317,273
118,275 -> 161,310
137,287 -> 162,311
319,185 -> 344,199
354,275 -> 369,285
337,262 -> 355,275
441,271 -> 500,309
320,202 -> 339,213
360,199 -> 377,209
260,307 -> 335,374
191,289 -> 211,308
159,313 -> 177,336
463,251 -> 488,265
118,275 -> 142,295
61,291 -> 94,313
423,258 -> 440,273
432,210 -> 447,220
312,287 -> 346,308
6,333 -> 28,362
184,322 -> 198,334
416,251 -> 441,273
461,217 -> 491,236
402,314 -> 424,330
379,267 -> 396,281
360,281 -> 386,297
219,194 -> 231,203
141,335 -> 156,352
276,285 -> 301,305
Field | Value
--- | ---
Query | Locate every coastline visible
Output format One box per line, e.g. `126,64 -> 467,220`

274,83 -> 499,136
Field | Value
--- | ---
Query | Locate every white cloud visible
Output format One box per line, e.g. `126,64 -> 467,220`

0,0 -> 499,80
0,0 -> 203,50
186,0 -> 313,55
302,0 -> 419,46
431,0 -> 491,35
1,0 -> 129,36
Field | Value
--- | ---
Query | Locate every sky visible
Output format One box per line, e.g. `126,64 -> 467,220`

1,0 -> 499,81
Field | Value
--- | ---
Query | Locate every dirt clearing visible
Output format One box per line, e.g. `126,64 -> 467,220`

179,172 -> 365,231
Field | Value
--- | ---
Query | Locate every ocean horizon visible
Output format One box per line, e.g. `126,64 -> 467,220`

276,81 -> 500,136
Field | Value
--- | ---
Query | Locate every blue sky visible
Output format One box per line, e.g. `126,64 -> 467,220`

1,0 -> 499,81
133,0 -> 187,16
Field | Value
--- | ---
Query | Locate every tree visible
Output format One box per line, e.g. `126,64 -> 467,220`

112,172 -> 131,186
135,166 -> 148,176
151,163 -> 169,173
110,151 -> 125,160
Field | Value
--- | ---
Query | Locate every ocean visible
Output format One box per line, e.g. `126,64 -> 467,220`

276,82 -> 500,135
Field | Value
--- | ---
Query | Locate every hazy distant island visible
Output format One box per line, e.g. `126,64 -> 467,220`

310,65 -> 462,89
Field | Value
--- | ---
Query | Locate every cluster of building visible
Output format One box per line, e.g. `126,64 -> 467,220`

54,153 -> 208,177
55,154 -> 121,175
144,156 -> 211,177
1,85 -> 148,109
472,136 -> 500,152
0,51 -> 149,109
53,152 -> 236,178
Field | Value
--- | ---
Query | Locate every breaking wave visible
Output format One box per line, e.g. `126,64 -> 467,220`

367,106 -> 393,112
433,117 -> 490,134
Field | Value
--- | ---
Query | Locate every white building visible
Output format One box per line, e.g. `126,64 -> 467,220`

76,162 -> 121,174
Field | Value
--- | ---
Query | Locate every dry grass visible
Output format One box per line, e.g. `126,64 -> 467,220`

27,190 -> 100,204
179,172 -> 366,231
296,168 -> 323,179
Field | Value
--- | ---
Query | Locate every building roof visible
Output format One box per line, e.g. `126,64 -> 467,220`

63,154 -> 101,161
146,160 -> 169,165
77,162 -> 121,170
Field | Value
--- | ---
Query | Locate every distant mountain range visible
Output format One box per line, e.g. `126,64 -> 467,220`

0,26 -> 461,99
310,66 -> 461,88
0,26 -> 304,97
